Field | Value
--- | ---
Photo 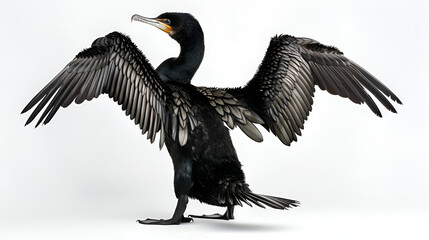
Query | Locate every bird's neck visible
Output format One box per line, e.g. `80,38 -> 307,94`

179,37 -> 204,75
157,33 -> 204,85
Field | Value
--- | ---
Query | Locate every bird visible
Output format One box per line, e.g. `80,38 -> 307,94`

22,12 -> 402,225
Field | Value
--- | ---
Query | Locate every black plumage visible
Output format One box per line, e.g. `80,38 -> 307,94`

22,12 -> 401,225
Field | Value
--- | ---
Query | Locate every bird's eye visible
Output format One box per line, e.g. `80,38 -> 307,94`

165,19 -> 171,25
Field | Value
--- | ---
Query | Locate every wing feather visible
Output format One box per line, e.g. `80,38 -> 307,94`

223,34 -> 401,146
299,37 -> 402,116
22,32 -> 197,147
196,87 -> 265,142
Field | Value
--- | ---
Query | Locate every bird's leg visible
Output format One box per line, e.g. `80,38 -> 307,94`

137,194 -> 192,225
189,206 -> 235,220
138,156 -> 194,225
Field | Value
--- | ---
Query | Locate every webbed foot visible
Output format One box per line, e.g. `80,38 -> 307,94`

137,195 -> 192,225
188,213 -> 230,220
137,216 -> 193,225
188,206 -> 235,221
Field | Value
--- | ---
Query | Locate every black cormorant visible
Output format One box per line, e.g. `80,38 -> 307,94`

22,12 -> 402,225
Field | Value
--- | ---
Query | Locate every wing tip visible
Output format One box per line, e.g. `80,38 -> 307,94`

21,108 -> 29,115
391,95 -> 403,105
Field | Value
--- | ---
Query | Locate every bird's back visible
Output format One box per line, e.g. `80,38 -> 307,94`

163,83 -> 244,205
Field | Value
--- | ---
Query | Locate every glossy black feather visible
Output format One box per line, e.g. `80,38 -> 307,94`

22,32 -> 201,149
223,34 -> 402,146
298,37 -> 402,116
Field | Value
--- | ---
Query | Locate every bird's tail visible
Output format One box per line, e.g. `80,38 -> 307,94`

217,181 -> 299,210
240,191 -> 300,210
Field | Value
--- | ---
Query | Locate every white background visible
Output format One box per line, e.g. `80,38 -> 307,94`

1,0 -> 428,239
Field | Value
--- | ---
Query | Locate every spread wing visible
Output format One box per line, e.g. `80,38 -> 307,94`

210,35 -> 401,146
22,32 -> 197,147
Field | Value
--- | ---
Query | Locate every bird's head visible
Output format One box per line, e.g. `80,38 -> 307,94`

132,12 -> 203,44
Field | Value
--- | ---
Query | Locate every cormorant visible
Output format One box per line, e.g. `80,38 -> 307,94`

22,12 -> 402,225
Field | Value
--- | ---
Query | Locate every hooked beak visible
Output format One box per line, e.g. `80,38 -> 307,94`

131,14 -> 172,34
